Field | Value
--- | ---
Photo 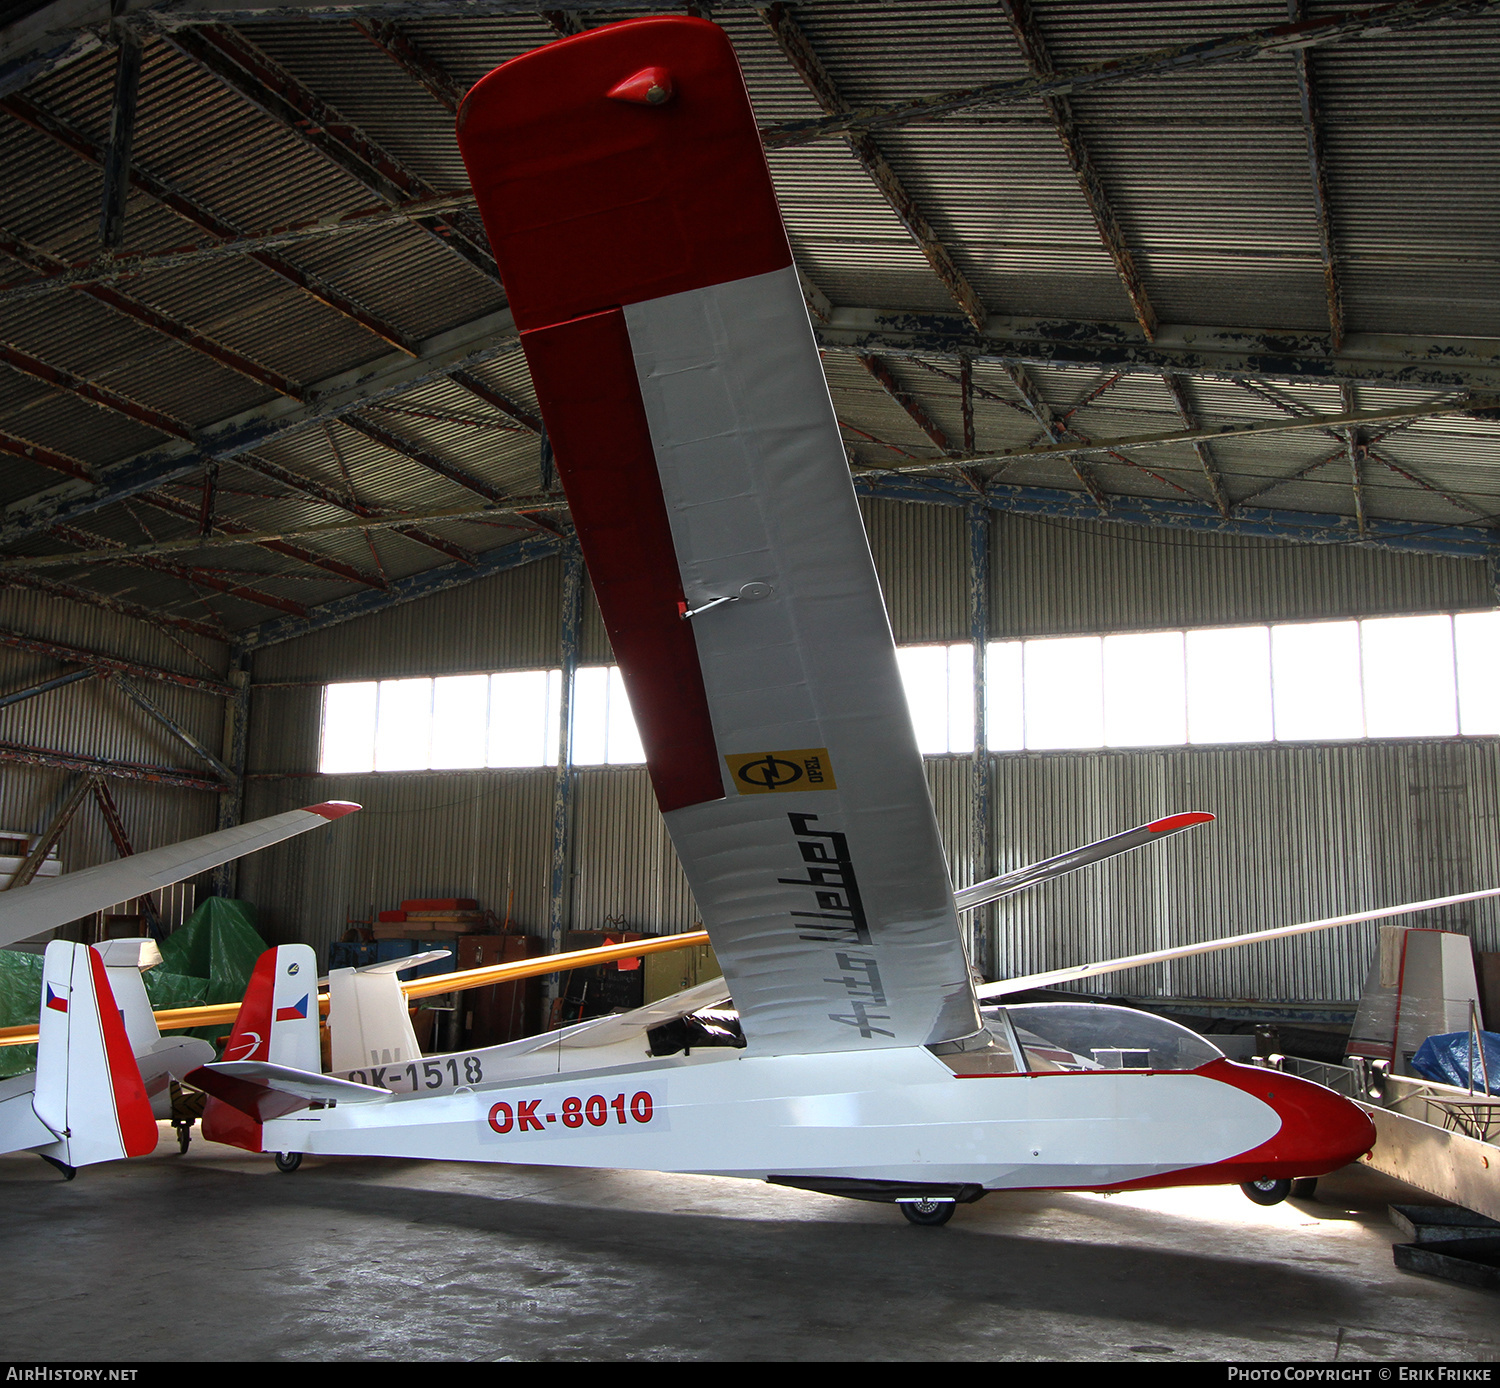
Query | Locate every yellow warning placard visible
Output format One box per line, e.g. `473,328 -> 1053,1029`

725,749 -> 837,795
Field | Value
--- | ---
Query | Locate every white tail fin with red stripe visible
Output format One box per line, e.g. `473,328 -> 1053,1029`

27,941 -> 157,1169
199,945 -> 319,1151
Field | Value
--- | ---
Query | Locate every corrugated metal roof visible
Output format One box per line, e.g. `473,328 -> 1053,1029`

1,1 -> 1497,636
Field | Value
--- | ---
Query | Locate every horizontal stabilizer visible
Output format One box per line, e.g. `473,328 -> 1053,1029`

956,812 -> 1214,913
357,950 -> 452,976
207,1061 -> 391,1106
0,803 -> 359,949
977,884 -> 1500,1000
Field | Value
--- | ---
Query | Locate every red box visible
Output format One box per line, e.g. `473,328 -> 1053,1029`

400,898 -> 478,912
378,910 -> 407,923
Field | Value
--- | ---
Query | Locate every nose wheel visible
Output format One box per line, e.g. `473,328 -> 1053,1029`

1240,1177 -> 1292,1206
899,1198 -> 956,1226
274,1151 -> 303,1173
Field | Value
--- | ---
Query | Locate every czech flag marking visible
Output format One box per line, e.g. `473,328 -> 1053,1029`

45,984 -> 67,1012
275,994 -> 309,1022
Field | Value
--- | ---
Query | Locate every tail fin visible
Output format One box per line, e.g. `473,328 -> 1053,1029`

30,941 -> 157,1168
200,944 -> 318,1151
327,950 -> 449,1074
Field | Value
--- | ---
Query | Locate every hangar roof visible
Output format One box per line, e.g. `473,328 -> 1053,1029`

1,0 -> 1497,647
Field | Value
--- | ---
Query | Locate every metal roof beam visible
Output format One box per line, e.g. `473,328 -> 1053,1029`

230,450 -> 471,568
135,486 -> 386,589
339,414 -> 504,510
855,472 -> 1496,562
815,308 -> 1500,392
759,3 -> 986,330
236,528 -> 563,650
1161,374 -> 1231,518
0,91 -> 420,354
165,24 -> 498,282
45,520 -> 310,618
0,570 -> 228,641
0,739 -> 223,792
449,370 -> 542,434
996,0 -> 1158,341
4,0 -> 1490,104
0,430 -> 92,482
0,340 -> 193,441
0,430 -> 385,588
1002,362 -> 1111,511
0,305 -> 519,547
230,461 -> 1499,653
1289,0 -> 1346,351
0,227 -> 306,400
0,192 -> 478,310
0,626 -> 230,695
758,0 -> 1500,148
855,353 -> 953,453
97,26 -> 141,250
1340,382 -> 1367,537
351,16 -> 463,110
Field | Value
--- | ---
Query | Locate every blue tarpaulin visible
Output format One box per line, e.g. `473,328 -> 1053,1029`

1410,1030 -> 1500,1095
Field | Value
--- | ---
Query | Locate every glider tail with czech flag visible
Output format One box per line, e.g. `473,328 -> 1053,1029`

0,941 -> 158,1174
457,15 -> 976,1057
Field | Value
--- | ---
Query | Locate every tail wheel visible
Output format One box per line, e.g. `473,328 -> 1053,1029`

899,1199 -> 956,1226
1240,1177 -> 1292,1206
274,1151 -> 303,1173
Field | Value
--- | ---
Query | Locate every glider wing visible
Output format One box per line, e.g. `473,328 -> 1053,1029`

0,803 -> 358,950
458,18 -> 977,1054
955,812 -> 1214,913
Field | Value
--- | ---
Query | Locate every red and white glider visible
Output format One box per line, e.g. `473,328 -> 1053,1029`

182,19 -> 1483,1218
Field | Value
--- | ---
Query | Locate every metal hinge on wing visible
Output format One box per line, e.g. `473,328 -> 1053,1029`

679,583 -> 772,619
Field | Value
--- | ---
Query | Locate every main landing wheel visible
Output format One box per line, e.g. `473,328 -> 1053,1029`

1240,1177 -> 1292,1206
274,1151 -> 303,1173
900,1199 -> 956,1227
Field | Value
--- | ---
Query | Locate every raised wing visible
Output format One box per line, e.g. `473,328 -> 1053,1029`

976,884 -> 1500,1000
0,803 -> 359,950
955,812 -> 1214,913
457,18 -> 978,1055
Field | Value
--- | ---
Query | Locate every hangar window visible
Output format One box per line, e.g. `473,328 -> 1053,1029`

967,609 -> 1500,753
319,666 -> 645,772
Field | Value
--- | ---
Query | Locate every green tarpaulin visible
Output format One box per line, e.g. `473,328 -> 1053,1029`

0,897 -> 264,1078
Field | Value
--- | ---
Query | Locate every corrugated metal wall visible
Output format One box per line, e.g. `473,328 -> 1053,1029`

238,499 -> 1500,1002
0,589 -> 228,932
984,739 -> 1500,1003
988,509 -> 1494,638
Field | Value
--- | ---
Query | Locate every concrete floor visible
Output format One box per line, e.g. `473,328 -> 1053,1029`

0,1124 -> 1495,1362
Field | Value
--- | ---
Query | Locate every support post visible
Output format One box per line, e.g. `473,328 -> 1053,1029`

548,545 -> 584,992
210,655 -> 250,898
967,502 -> 994,980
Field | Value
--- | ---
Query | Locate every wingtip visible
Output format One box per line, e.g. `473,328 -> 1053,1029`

1146,811 -> 1215,834
305,801 -> 361,820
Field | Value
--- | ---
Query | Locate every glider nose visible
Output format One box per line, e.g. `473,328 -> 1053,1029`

1207,1059 -> 1377,1178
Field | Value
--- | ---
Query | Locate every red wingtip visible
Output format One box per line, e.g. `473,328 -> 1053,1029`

1146,811 -> 1215,834
306,801 -> 361,820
